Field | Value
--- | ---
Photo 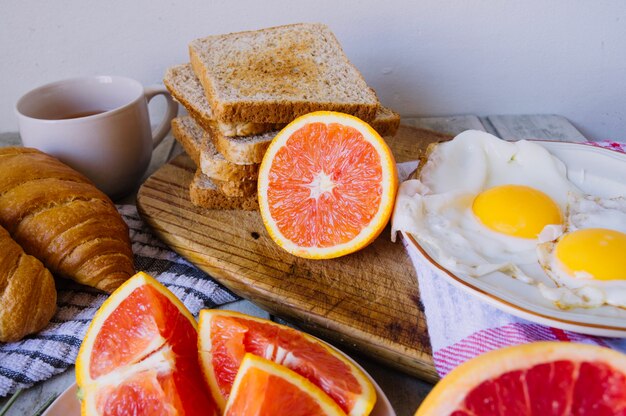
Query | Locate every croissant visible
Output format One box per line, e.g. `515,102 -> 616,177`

0,147 -> 134,293
0,224 -> 56,342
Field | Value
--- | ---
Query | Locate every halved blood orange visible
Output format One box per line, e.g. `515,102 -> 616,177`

224,353 -> 346,416
257,111 -> 398,259
198,310 -> 376,415
76,272 -> 218,416
415,342 -> 626,415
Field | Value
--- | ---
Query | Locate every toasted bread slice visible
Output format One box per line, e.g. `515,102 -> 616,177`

211,174 -> 257,197
189,171 -> 258,211
205,112 -> 402,165
172,117 -> 259,181
207,127 -> 275,165
165,64 -> 283,137
189,23 -> 379,123
171,116 -> 202,166
166,63 -> 400,137
206,108 -> 401,165
370,106 -> 401,137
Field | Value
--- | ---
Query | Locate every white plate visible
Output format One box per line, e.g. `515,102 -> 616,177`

405,141 -> 626,338
42,346 -> 396,416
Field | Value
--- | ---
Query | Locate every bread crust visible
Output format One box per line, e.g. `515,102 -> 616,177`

192,167 -> 257,197
413,138 -> 455,181
165,64 -> 284,137
206,125 -> 274,166
189,172 -> 258,211
171,117 -> 202,166
201,148 -> 259,181
172,117 -> 260,181
369,107 -> 401,137
166,63 -> 399,137
211,176 -> 257,197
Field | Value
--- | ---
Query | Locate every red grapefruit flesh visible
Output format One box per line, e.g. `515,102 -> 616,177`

416,342 -> 626,415
76,272 -> 218,416
198,310 -> 376,415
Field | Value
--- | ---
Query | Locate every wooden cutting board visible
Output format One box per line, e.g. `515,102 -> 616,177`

137,125 -> 452,383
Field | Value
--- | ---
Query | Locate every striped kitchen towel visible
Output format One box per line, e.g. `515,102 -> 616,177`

397,140 -> 626,377
0,204 -> 239,397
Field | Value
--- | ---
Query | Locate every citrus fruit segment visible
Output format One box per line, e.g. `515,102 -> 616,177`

76,272 -> 218,416
415,342 -> 626,415
224,353 -> 346,416
257,111 -> 398,259
198,310 -> 376,415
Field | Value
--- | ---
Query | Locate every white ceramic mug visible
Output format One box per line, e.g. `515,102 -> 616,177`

16,75 -> 178,199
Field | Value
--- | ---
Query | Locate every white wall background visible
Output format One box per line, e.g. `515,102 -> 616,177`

1,0 -> 625,140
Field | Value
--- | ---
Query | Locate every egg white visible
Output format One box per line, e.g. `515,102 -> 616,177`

392,130 -> 579,279
537,195 -> 626,309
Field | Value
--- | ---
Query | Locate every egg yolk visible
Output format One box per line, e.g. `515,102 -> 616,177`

555,228 -> 626,281
472,185 -> 562,239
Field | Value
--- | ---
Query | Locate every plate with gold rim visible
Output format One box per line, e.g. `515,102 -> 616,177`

404,141 -> 626,338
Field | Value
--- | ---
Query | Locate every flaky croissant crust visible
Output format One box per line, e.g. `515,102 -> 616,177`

0,147 -> 134,293
0,224 -> 56,342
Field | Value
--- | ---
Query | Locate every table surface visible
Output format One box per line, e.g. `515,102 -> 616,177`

0,114 -> 588,416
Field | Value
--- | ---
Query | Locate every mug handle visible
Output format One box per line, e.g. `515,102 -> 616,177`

144,85 -> 179,149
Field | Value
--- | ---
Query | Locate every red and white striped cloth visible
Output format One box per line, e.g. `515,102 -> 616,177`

399,140 -> 626,377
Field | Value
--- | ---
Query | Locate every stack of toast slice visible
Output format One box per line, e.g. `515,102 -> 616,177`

164,23 -> 400,210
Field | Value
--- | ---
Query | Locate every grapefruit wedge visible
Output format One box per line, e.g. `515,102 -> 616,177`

198,310 -> 376,415
224,353 -> 346,416
416,342 -> 626,415
257,111 -> 398,259
76,272 -> 218,416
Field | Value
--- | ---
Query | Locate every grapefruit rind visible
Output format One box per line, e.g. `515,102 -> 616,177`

198,310 -> 228,411
76,272 -> 202,416
198,309 -> 376,416
257,111 -> 398,259
224,353 -> 347,416
415,341 -> 626,415
76,272 -> 197,386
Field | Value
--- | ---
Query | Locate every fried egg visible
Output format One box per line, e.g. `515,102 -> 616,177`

392,130 -> 579,278
537,195 -> 626,308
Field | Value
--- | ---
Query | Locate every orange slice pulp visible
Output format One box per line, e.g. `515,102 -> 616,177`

257,111 -> 398,259
224,353 -> 347,416
198,309 -> 376,415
